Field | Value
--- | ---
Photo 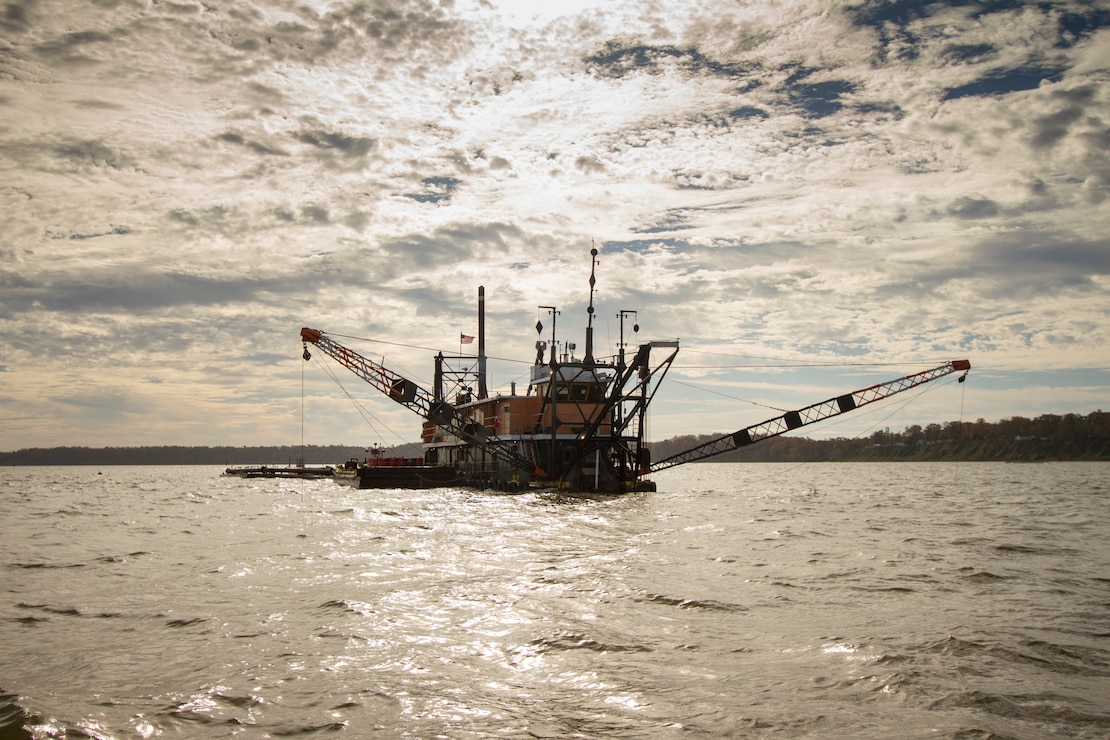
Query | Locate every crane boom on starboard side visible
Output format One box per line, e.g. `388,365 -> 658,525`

650,360 -> 971,473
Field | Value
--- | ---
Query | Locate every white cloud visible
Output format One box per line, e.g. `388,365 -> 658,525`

0,0 -> 1107,449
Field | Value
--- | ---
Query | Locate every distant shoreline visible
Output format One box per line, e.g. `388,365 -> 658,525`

4,412 -> 1106,466
0,445 -> 413,467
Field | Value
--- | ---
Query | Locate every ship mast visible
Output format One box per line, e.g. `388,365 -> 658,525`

583,247 -> 599,364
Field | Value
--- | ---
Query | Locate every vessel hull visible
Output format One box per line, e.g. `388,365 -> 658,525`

335,465 -> 466,489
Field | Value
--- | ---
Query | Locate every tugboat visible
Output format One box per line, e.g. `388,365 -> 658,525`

301,249 -> 969,492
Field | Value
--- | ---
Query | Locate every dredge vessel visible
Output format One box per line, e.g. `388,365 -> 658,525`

300,249 -> 969,492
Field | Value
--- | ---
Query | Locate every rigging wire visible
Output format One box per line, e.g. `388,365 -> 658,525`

846,375 -> 960,439
327,332 -> 493,361
665,356 -> 970,417
301,355 -> 304,456
310,355 -> 422,455
668,377 -> 789,414
318,330 -> 970,465
727,374 -> 966,482
954,368 -> 969,484
328,330 -> 630,371
300,354 -> 306,495
326,331 -> 952,374
676,346 -> 957,368
675,362 -> 938,369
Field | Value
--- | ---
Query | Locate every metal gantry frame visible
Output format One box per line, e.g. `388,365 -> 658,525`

546,340 -> 680,485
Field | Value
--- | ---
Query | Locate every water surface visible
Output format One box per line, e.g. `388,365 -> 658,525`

2,462 -> 1108,737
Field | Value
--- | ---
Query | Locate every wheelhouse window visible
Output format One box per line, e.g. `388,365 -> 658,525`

556,383 -> 606,403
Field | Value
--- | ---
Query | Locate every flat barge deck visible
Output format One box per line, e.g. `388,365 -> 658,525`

223,465 -> 335,480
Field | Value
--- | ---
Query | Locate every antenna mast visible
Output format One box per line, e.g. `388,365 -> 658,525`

583,246 -> 599,364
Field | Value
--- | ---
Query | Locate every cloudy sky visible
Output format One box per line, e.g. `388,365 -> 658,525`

2,0 -> 1108,452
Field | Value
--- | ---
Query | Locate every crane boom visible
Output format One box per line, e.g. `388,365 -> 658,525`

650,360 -> 971,472
300,328 -> 540,475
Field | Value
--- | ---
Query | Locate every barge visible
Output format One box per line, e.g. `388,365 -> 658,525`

301,249 -> 970,493
223,464 -> 335,480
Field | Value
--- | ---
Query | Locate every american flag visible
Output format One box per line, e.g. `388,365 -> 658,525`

460,334 -> 474,344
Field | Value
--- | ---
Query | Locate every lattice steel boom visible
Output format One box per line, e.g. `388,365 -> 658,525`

650,360 -> 971,472
300,328 -> 538,474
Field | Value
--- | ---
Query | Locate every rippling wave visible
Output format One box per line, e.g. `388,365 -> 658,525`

1,463 -> 1108,738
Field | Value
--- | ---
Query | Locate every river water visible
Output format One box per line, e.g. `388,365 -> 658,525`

1,462 -> 1108,738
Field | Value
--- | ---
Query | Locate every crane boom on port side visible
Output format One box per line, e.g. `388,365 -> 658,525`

650,359 -> 972,473
299,328 -> 542,476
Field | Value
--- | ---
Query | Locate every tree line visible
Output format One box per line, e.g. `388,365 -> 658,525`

0,444 -> 421,467
2,412 -> 1106,466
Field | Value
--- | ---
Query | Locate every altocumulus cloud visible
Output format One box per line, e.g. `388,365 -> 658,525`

0,0 -> 1107,449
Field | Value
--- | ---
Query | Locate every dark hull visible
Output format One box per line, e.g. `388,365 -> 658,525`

224,465 -> 335,480
334,465 -> 468,489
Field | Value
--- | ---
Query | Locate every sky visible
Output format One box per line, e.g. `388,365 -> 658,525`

1,0 -> 1108,452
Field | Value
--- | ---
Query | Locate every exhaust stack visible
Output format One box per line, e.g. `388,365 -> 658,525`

478,286 -> 488,399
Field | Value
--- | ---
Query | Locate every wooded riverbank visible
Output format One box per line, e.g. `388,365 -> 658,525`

3,412 -> 1105,465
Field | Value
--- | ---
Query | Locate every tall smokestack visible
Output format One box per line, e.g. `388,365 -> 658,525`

478,286 -> 488,399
